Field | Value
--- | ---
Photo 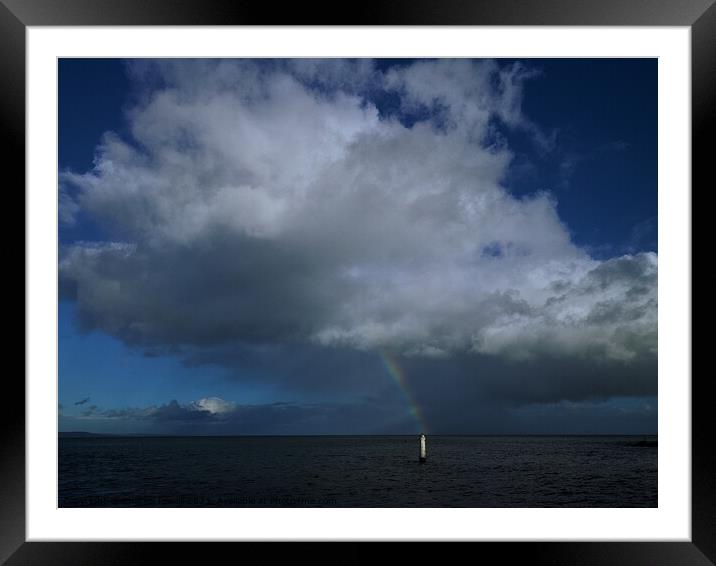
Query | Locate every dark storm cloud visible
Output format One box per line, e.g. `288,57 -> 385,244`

59,59 -> 657,412
404,352 -> 656,408
61,230 -> 350,347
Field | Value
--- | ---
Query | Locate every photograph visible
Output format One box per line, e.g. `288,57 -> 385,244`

57,57 -> 658,509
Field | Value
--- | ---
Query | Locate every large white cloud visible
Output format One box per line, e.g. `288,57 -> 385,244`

60,59 -> 656,366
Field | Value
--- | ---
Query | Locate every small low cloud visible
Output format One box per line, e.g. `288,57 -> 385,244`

59,395 -> 421,435
99,398 -> 236,423
81,405 -> 99,417
190,397 -> 237,415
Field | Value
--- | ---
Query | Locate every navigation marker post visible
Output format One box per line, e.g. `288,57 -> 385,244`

419,434 -> 427,463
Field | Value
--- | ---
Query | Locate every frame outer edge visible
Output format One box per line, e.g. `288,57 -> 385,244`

0,0 -> 715,26
8,0 -> 716,563
0,0 -> 27,565
692,1 -> 716,564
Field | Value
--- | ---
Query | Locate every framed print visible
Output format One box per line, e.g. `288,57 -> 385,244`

6,0 -> 712,563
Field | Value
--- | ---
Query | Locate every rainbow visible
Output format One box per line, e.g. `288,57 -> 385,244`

379,350 -> 428,433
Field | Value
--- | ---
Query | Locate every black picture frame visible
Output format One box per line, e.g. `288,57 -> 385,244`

6,0 -> 711,563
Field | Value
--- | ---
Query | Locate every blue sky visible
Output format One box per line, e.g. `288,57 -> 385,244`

58,59 -> 657,434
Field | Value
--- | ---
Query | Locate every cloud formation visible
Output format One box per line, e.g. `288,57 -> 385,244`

59,59 -> 657,409
61,396 -> 420,435
59,391 -> 656,436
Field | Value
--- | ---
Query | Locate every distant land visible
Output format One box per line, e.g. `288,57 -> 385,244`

60,431 -> 182,438
59,431 -> 117,438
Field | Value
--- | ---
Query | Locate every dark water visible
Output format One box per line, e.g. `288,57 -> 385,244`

59,435 -> 657,507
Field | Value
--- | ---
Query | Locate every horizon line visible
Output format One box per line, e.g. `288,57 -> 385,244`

59,431 -> 658,438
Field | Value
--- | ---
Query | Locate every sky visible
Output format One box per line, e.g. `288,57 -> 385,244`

58,58 -> 657,435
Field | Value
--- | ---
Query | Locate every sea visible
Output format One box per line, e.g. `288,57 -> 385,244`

58,435 -> 657,507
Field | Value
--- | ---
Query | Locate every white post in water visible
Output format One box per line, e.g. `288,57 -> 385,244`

419,434 -> 427,463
